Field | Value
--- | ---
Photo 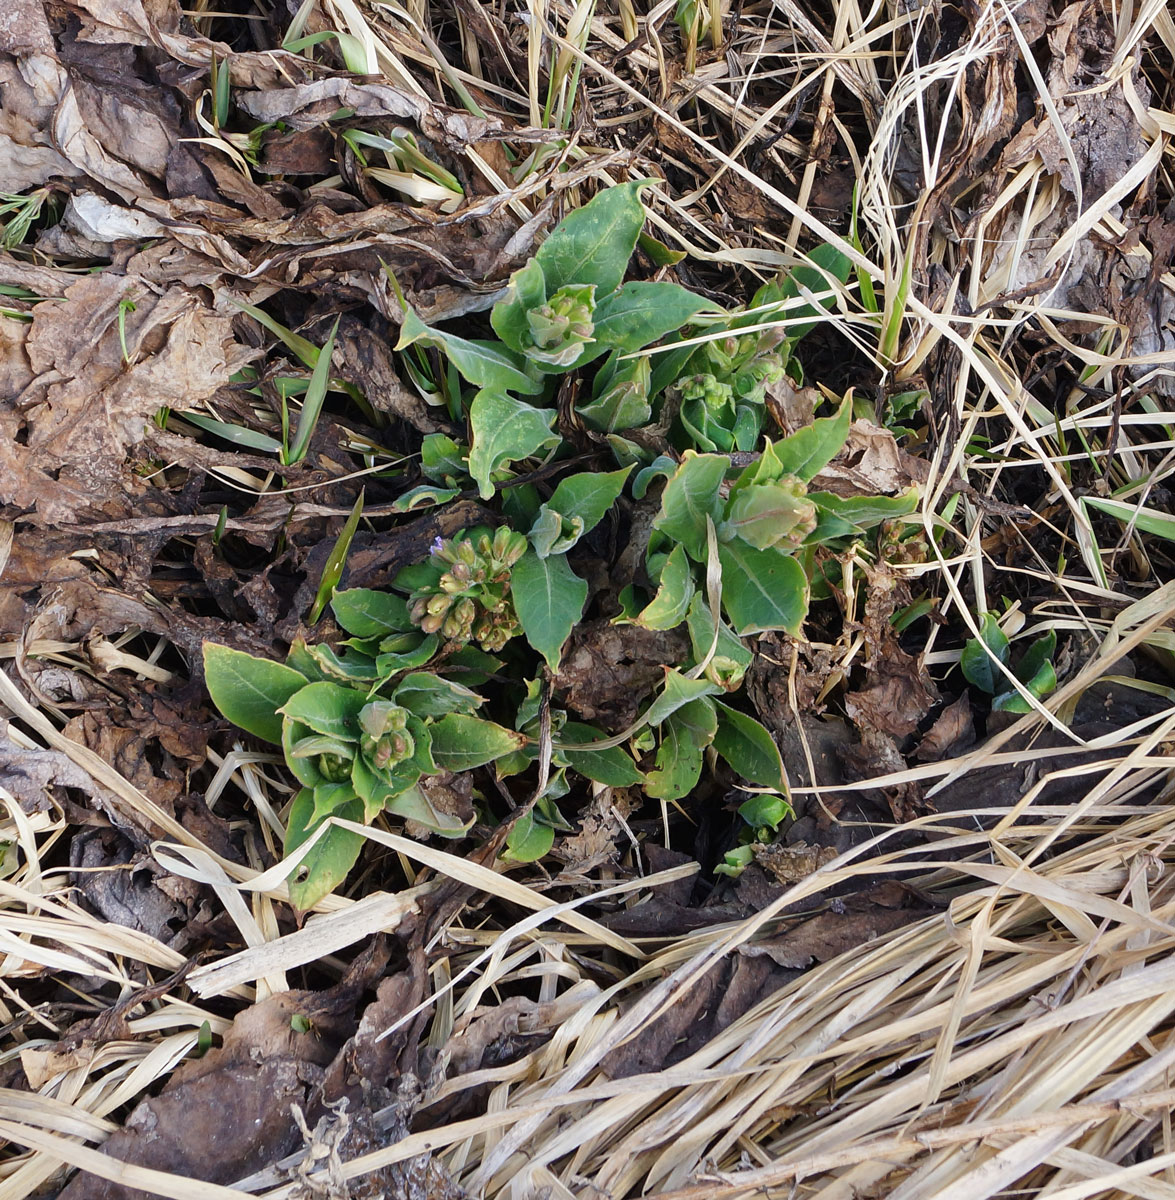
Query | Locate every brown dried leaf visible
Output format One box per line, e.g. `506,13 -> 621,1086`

914,694 -> 976,762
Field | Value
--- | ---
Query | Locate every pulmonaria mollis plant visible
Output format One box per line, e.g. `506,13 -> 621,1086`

202,581 -> 535,909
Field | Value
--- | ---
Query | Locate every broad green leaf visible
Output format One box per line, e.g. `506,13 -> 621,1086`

633,454 -> 679,500
392,671 -> 484,717
279,681 -> 367,739
491,258 -> 547,354
637,543 -> 695,630
1015,629 -> 1057,688
389,484 -> 461,512
203,643 -> 309,744
772,396 -> 852,481
645,698 -> 717,801
285,787 -> 365,910
286,640 -> 331,683
638,230 -> 686,266
808,487 -> 920,529
375,634 -> 441,679
528,506 -> 574,559
652,452 -> 727,561
591,282 -> 715,353
421,433 -> 469,483
686,594 -> 752,689
578,356 -> 651,433
738,792 -> 790,830
385,783 -> 475,836
718,541 -> 808,636
502,810 -> 556,863
429,714 -> 526,771
512,550 -> 588,670
993,630 -> 1058,713
778,242 -> 853,341
467,390 -> 559,500
960,613 -> 1010,694
560,722 -> 644,787
396,308 -> 543,395
302,642 -> 379,684
281,718 -> 330,788
350,748 -> 426,822
330,589 -> 413,639
645,668 -> 721,726
535,180 -> 652,296
712,701 -> 787,791
546,466 -> 632,533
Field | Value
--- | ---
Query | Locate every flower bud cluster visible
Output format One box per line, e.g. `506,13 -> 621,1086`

526,284 -> 596,367
409,528 -> 528,652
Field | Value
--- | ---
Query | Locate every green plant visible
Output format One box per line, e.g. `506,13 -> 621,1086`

0,188 -> 52,250
960,613 -> 1058,713
203,184 -> 924,906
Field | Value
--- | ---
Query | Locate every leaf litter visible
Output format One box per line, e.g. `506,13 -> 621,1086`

0,0 -> 1174,1195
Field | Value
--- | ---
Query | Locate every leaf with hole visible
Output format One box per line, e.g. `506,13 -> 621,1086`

285,787 -> 365,911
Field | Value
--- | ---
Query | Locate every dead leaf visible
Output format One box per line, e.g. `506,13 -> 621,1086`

813,419 -> 928,497
914,694 -> 975,762
555,620 -> 690,730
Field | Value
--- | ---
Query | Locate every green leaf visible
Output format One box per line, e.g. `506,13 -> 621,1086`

392,672 -> 484,717
960,613 -> 1010,694
281,719 -> 330,788
560,722 -> 644,787
285,787 -> 366,910
637,543 -> 695,630
385,783 -> 475,836
645,668 -> 722,726
375,634 -> 441,680
638,230 -> 686,267
546,466 -> 633,533
779,242 -> 853,341
535,180 -> 652,296
285,317 -> 339,465
686,594 -> 752,689
718,541 -> 808,636
1015,629 -> 1057,688
808,487 -> 920,530
512,550 -> 588,670
633,454 -> 679,500
712,701 -> 787,791
181,412 -> 284,454
491,258 -> 547,354
203,643 -> 309,745
467,390 -> 559,500
301,643 -> 380,683
528,506 -> 575,559
578,356 -> 651,433
645,698 -> 718,801
396,308 -> 543,396
279,681 -> 367,739
390,484 -> 461,512
738,792 -> 790,830
772,396 -> 852,481
310,489 -> 364,623
330,589 -> 413,639
591,282 -> 715,353
652,451 -> 727,561
501,810 -> 556,863
429,714 -> 526,772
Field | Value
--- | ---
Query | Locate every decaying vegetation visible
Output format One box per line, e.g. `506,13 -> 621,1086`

1,0 -> 1175,1195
